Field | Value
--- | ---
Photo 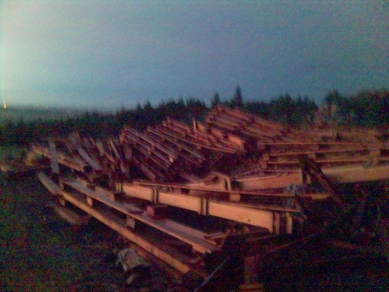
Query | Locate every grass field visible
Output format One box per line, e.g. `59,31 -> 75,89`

0,107 -> 85,124
0,175 -> 125,291
0,146 -> 28,161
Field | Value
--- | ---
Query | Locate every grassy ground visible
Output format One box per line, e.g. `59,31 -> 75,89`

0,107 -> 84,124
0,146 -> 28,161
0,175 -> 125,291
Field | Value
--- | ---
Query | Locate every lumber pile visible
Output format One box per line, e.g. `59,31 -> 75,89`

29,105 -> 389,289
29,105 -> 389,233
30,105 -> 389,192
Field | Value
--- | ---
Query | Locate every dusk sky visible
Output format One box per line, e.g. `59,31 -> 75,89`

1,1 -> 388,110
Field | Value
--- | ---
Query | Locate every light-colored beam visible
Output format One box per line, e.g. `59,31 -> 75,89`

48,140 -> 59,175
236,172 -> 303,190
121,183 -> 295,233
122,184 -> 154,201
208,200 -> 278,232
59,189 -> 192,273
62,179 -> 218,253
77,147 -> 102,171
323,163 -> 389,183
37,172 -> 60,195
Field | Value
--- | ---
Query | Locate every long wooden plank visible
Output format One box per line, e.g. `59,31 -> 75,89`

37,172 -> 60,195
130,181 -> 296,197
265,146 -> 384,158
323,163 -> 389,183
207,115 -> 280,138
148,127 -> 205,160
121,183 -> 295,232
235,163 -> 389,187
155,125 -> 237,153
158,191 -> 201,213
236,172 -> 303,190
206,121 -> 275,143
77,147 -> 102,171
132,155 -> 164,180
208,201 -> 277,233
197,122 -> 246,150
62,179 -> 217,253
123,127 -> 178,159
32,144 -> 88,172
260,157 -> 388,167
123,184 -> 154,201
122,133 -> 173,168
213,105 -> 285,131
59,189 -> 192,273
48,140 -> 59,175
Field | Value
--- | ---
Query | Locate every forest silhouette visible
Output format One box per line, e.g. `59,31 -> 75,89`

0,87 -> 388,146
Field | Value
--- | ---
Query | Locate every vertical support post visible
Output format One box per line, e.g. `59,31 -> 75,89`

59,198 -> 66,206
286,212 -> 293,234
126,216 -> 136,229
86,197 -> 93,206
273,212 -> 280,234
116,182 -> 123,192
152,187 -> 159,204
49,139 -> 60,183
200,197 -> 209,215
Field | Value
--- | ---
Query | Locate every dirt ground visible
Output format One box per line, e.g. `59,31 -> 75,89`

0,175 -> 189,292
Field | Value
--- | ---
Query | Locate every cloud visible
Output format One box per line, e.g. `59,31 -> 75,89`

0,0 -> 388,108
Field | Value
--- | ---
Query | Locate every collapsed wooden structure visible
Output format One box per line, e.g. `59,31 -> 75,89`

31,105 -> 389,290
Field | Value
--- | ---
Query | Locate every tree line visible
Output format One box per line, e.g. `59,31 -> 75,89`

0,87 -> 388,146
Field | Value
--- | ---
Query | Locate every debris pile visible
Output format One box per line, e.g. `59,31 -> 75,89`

31,105 -> 389,187
18,105 -> 389,290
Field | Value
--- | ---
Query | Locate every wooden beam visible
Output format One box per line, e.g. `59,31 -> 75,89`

32,144 -> 90,172
77,147 -> 102,171
123,184 -> 154,201
158,191 -> 201,213
130,181 -> 296,198
236,172 -> 303,190
323,163 -> 389,183
121,182 -> 295,232
148,127 -> 205,160
48,140 -> 59,175
62,179 -> 218,253
59,189 -> 192,273
154,125 -> 237,154
123,127 -> 178,159
235,163 -> 389,187
122,132 -> 173,165
37,172 -> 60,195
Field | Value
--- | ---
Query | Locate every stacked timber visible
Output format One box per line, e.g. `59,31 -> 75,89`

31,105 -> 389,289
31,105 -> 389,192
30,106 -> 389,227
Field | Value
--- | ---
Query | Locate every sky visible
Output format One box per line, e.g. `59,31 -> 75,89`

0,0 -> 388,110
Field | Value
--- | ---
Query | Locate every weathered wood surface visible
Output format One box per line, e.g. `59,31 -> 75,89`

121,182 -> 296,233
59,188 -> 194,273
37,172 -> 60,195
62,179 -> 219,253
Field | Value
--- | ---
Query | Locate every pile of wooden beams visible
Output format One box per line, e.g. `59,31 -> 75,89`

29,106 -> 389,236
29,105 -> 389,287
31,105 -> 389,194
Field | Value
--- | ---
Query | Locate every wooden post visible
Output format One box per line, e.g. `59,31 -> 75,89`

59,198 -> 66,206
86,197 -> 93,206
126,216 -> 136,229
